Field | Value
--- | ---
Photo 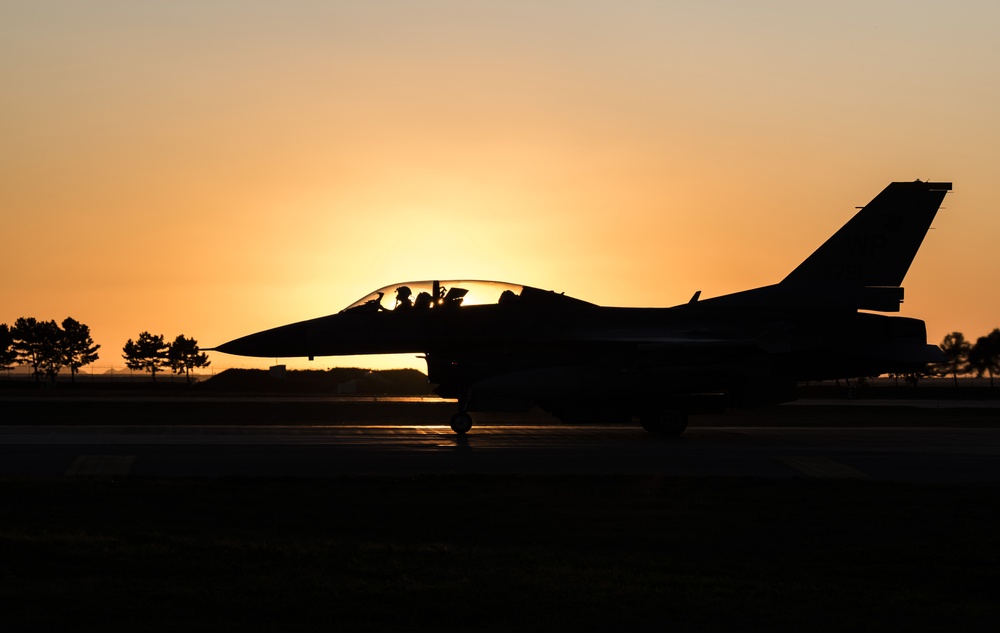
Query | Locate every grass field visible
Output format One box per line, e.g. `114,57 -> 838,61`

3,475 -> 999,632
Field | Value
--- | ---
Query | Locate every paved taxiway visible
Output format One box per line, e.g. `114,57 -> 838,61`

2,424 -> 1000,482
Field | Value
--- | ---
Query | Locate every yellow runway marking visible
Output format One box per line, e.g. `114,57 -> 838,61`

777,457 -> 869,479
66,455 -> 136,476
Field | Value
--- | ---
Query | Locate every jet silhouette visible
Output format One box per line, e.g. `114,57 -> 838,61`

214,180 -> 951,435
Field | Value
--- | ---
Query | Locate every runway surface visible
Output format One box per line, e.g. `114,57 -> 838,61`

3,424 -> 1000,482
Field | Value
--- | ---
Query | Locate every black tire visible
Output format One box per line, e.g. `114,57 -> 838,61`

450,412 -> 473,435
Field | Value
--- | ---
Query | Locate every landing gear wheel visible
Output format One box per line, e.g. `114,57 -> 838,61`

640,410 -> 688,437
450,412 -> 473,435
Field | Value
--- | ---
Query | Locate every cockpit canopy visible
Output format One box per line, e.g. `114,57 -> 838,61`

341,280 -> 597,314
341,280 -> 526,313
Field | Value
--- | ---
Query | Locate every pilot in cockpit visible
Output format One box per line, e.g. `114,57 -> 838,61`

395,286 -> 413,310
414,291 -> 433,309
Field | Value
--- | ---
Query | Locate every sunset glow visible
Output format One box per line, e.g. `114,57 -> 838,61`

3,1 -> 999,373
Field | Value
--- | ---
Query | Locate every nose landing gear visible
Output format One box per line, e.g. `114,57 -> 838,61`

449,411 -> 473,434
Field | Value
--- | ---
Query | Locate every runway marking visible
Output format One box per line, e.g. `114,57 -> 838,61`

66,455 -> 136,477
777,457 -> 869,480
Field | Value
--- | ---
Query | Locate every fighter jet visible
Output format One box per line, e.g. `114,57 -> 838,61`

214,180 -> 951,435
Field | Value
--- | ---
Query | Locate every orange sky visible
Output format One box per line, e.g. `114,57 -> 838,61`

3,1 -> 999,373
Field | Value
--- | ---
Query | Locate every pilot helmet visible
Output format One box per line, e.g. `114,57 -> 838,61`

396,286 -> 412,297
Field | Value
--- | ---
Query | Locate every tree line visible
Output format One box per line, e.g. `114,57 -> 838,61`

1,318 -> 209,383
122,332 -> 210,383
936,329 -> 1000,387
0,318 -> 100,382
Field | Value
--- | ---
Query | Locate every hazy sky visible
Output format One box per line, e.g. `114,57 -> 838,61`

3,1 -> 998,372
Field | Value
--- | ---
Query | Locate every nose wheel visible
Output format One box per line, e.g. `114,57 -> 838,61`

450,411 -> 473,435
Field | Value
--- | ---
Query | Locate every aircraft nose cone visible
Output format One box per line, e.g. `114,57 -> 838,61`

207,339 -> 247,356
210,311 -> 423,359
209,334 -> 267,357
211,323 -> 312,358
210,312 -> 348,359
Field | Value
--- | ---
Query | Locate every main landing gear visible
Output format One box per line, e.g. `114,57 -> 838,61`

450,411 -> 473,435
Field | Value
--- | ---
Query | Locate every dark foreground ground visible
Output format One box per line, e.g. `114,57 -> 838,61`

3,398 -> 999,631
3,475 -> 999,632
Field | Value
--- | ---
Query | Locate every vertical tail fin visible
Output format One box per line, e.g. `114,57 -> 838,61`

780,181 -> 951,288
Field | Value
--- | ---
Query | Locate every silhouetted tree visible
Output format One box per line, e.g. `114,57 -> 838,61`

167,334 -> 210,384
61,317 -> 100,382
968,329 -> 1000,388
0,323 -> 16,372
12,317 -> 43,381
12,317 -> 64,382
937,331 -> 970,387
123,332 -> 168,381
